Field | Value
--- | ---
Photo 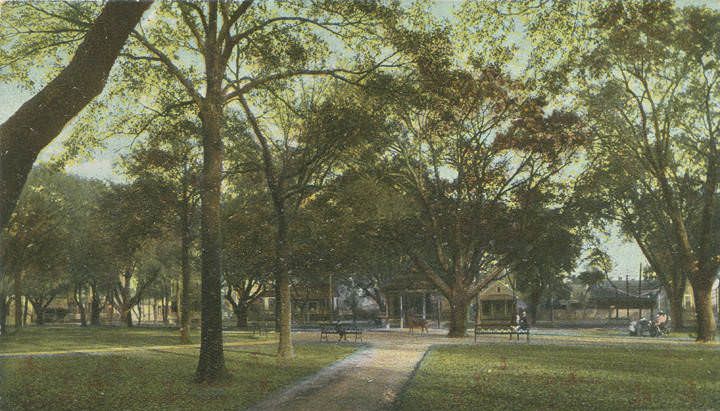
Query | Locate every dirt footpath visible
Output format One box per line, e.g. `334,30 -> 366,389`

247,328 -> 713,411
247,333 -> 434,411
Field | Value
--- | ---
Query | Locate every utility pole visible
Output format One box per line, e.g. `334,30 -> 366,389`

422,293 -> 427,320
626,275 -> 630,318
436,295 -> 441,328
638,264 -> 643,319
615,282 -> 619,319
328,273 -> 334,322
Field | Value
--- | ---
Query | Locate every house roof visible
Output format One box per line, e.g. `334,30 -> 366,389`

587,279 -> 661,308
479,280 -> 516,301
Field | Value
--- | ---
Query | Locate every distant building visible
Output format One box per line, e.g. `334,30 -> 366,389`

587,278 -> 661,317
656,278 -> 719,324
477,280 -> 525,323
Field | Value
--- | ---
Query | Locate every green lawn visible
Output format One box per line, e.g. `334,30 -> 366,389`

0,342 -> 356,410
0,326 -> 268,353
396,344 -> 720,410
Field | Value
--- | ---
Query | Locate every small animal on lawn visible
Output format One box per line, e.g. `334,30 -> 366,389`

407,316 -> 429,334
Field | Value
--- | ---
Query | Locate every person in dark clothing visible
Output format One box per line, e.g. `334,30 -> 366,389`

518,310 -> 529,331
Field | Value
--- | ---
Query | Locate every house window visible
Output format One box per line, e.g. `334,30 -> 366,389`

309,302 -> 318,312
497,286 -> 501,293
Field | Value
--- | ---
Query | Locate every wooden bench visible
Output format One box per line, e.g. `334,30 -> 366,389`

474,321 -> 529,342
320,323 -> 364,343
252,323 -> 269,336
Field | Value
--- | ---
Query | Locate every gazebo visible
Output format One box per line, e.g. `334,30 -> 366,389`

383,274 -> 438,328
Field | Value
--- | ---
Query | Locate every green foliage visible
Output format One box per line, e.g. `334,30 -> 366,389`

0,168 -> 98,306
360,29 -> 589,302
222,181 -> 273,305
0,2 -> 99,87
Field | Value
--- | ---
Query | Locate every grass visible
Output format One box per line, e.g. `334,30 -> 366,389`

396,343 -> 720,410
0,326 -> 268,354
0,341 -> 357,410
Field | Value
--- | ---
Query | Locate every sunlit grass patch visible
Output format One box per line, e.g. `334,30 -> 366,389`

396,343 -> 720,410
0,326 -> 271,354
0,342 -> 356,411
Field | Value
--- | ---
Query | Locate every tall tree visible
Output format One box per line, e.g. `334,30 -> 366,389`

323,172 -> 417,316
63,176 -> 109,327
99,182 -> 165,327
124,117 -> 201,342
112,1 -> 397,373
581,2 -> 720,340
372,38 -> 586,336
232,78 -> 382,356
580,153 -> 689,328
1,167 -> 71,329
222,185 -> 273,329
0,279 -> 10,336
512,188 -> 585,324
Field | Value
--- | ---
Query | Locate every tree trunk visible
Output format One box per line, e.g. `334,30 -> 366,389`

447,297 -> 468,338
528,289 -> 542,325
125,306 -> 133,327
13,272 -> 22,329
376,294 -> 385,317
179,201 -> 192,343
162,296 -> 169,324
235,304 -> 248,328
277,271 -> 293,357
22,296 -> 29,326
274,283 -> 281,332
75,286 -> 87,327
78,302 -> 87,327
0,294 -> 8,336
91,299 -> 101,326
276,213 -> 294,359
0,2 -> 152,231
137,302 -> 143,325
691,279 -> 716,342
32,302 -> 45,325
90,283 -> 102,326
670,288 -> 684,330
195,50 -> 227,382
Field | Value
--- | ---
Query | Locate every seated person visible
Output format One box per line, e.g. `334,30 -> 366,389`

518,311 -> 529,331
655,311 -> 669,330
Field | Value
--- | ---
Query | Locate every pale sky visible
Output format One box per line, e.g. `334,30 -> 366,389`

7,1 -> 716,280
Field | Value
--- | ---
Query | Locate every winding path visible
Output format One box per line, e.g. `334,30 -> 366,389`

2,328 -> 705,411
248,333 -> 435,411
247,328 -> 707,411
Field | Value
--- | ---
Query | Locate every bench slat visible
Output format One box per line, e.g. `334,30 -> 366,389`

474,323 -> 530,343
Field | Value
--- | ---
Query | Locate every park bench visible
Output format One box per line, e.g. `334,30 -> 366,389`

252,323 -> 268,336
474,321 -> 529,342
320,322 -> 364,343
